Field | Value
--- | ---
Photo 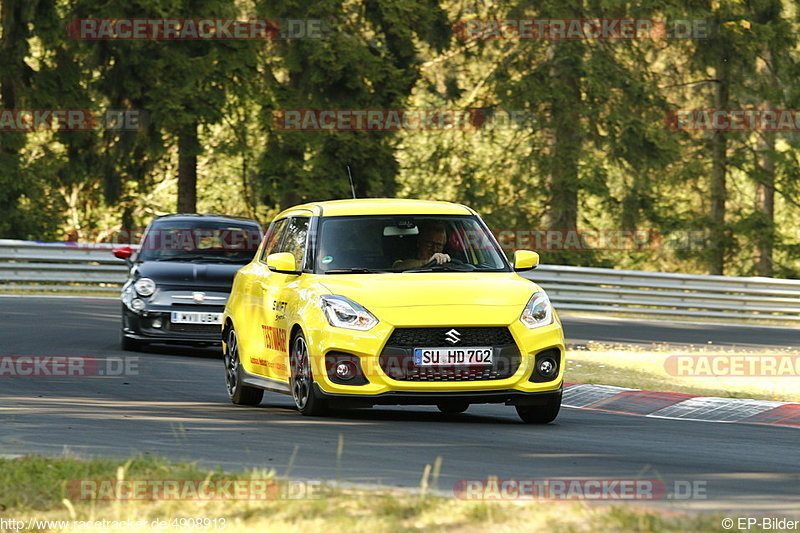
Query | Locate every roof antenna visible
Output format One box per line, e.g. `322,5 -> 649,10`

346,165 -> 357,199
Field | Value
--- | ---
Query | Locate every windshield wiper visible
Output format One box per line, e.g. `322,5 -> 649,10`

153,255 -> 208,262
153,255 -> 245,263
324,268 -> 386,274
403,264 -> 475,273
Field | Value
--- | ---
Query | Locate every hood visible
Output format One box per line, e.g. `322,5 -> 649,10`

133,261 -> 243,289
319,272 -> 539,310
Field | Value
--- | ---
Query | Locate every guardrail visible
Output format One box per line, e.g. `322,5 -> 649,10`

523,265 -> 800,323
1,240 -> 799,323
0,240 -> 131,292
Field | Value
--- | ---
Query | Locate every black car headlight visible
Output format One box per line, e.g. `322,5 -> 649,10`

121,284 -> 146,312
134,277 -> 156,297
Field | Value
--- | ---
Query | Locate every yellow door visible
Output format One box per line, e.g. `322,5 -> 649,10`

256,215 -> 311,382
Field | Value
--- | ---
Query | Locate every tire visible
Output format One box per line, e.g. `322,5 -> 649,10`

120,333 -> 144,352
224,328 -> 263,406
515,390 -> 562,424
437,401 -> 469,414
290,331 -> 329,416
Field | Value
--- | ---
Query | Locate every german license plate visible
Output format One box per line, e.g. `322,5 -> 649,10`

413,347 -> 493,366
170,311 -> 222,324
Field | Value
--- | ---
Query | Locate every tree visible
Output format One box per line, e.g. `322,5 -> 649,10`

256,0 -> 451,209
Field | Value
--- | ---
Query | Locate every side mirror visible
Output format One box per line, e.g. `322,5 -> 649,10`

113,246 -> 134,265
266,252 -> 300,275
513,250 -> 539,271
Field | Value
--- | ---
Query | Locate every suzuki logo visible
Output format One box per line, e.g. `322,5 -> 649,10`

445,328 -> 461,345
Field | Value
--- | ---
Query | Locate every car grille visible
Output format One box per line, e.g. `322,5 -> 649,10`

168,323 -> 220,334
381,327 -> 519,382
386,327 -> 515,347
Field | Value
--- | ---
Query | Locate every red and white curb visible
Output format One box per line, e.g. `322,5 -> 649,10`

562,383 -> 800,428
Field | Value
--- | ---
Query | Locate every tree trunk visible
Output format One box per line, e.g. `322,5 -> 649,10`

546,40 -> 582,232
177,122 -> 199,213
754,48 -> 776,277
708,55 -> 729,275
0,0 -> 28,237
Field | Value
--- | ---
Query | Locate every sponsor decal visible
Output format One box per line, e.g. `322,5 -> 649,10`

262,325 -> 288,352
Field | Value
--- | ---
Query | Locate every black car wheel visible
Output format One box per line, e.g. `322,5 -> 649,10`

515,390 -> 562,424
290,331 -> 328,416
224,328 -> 263,406
120,332 -> 144,352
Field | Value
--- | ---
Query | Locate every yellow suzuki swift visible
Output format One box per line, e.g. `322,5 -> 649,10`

222,199 -> 565,423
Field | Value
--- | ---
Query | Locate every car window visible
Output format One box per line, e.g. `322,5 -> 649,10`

137,219 -> 262,264
259,218 -> 288,262
314,215 -> 509,273
278,217 -> 310,269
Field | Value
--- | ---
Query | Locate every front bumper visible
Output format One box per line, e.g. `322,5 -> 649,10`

314,384 -> 563,407
121,304 -> 223,345
306,320 -> 566,396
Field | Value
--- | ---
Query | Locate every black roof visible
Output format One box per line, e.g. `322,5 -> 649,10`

150,213 -> 261,226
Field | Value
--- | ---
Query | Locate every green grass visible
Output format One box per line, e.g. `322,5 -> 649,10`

566,346 -> 800,402
0,455 -> 750,532
565,359 -> 786,401
560,310 -> 800,328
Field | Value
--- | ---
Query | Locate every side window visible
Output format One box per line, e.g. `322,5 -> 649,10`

259,218 -> 288,262
278,217 -> 310,269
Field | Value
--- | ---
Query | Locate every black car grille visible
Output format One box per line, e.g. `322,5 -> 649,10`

381,327 -> 519,382
386,327 -> 515,347
379,359 -> 519,382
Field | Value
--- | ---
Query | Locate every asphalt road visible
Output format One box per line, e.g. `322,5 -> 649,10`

1,296 -> 798,514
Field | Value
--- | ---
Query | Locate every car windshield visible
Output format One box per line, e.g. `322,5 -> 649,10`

315,215 -> 509,273
137,220 -> 261,264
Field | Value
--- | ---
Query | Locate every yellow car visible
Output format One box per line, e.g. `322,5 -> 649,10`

222,199 -> 565,423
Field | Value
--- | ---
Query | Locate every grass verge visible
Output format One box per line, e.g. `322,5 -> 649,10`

0,455 -> 742,533
566,345 -> 800,402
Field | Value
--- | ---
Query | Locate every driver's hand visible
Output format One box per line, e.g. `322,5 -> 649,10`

429,252 -> 451,264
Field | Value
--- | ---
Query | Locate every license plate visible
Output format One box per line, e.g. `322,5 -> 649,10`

170,311 -> 222,324
413,347 -> 493,366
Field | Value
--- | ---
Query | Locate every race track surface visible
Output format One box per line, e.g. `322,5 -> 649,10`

1,297 -> 798,513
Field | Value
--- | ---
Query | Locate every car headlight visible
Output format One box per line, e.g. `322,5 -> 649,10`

520,292 -> 553,329
134,277 -> 156,297
320,295 -> 378,331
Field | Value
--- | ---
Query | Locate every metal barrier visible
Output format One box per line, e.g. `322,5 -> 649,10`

1,240 -> 799,323
522,265 -> 800,323
0,240 -> 131,292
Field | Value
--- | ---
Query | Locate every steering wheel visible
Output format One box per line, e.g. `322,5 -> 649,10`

421,256 -> 474,270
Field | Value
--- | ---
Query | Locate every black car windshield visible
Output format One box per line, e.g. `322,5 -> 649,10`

137,220 -> 261,264
315,215 -> 510,273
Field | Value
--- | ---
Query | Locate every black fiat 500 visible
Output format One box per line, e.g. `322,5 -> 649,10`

113,214 -> 262,351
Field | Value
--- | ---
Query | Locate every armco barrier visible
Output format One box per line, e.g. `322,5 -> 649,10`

1,240 -> 799,322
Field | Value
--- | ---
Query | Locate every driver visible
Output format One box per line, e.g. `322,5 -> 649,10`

393,221 -> 451,269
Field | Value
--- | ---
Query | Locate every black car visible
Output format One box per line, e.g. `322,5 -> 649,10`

113,214 -> 263,351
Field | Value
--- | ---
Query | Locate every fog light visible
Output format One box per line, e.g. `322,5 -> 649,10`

335,361 -> 357,380
152,318 -> 162,328
537,357 -> 558,379
131,298 -> 145,311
